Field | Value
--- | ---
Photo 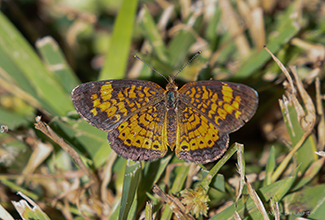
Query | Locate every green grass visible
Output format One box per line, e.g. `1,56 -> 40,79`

0,0 -> 325,219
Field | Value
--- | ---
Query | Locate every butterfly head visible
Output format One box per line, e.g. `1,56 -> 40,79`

166,76 -> 178,91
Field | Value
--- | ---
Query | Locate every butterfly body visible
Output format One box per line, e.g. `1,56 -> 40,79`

165,77 -> 178,149
72,77 -> 258,164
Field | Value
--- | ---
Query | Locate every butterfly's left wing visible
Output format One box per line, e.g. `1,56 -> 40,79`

72,79 -> 168,161
108,101 -> 168,161
175,81 -> 258,163
72,79 -> 165,131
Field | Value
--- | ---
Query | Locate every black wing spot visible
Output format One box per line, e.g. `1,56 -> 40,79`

153,145 -> 159,149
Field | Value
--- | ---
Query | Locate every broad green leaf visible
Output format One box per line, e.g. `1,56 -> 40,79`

138,6 -> 168,63
0,12 -> 74,116
285,184 -> 325,218
0,107 -> 33,129
100,0 -> 139,80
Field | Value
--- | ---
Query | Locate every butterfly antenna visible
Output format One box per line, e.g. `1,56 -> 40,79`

173,50 -> 202,80
134,55 -> 168,82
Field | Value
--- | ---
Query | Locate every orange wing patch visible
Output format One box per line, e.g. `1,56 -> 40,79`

108,102 -> 168,161
175,102 -> 228,164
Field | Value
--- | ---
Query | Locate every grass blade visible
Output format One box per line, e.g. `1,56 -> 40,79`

119,160 -> 141,220
100,0 -> 139,80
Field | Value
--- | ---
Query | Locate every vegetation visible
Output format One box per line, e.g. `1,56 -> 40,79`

0,0 -> 324,219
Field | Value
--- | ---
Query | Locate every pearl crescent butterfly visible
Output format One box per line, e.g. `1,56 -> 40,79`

72,64 -> 258,164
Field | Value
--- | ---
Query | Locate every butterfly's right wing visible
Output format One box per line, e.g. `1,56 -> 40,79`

175,101 -> 229,164
174,81 -> 258,164
178,81 -> 258,133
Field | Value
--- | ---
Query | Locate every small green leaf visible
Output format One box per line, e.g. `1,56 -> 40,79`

263,146 -> 276,186
119,160 -> 141,220
36,36 -> 81,94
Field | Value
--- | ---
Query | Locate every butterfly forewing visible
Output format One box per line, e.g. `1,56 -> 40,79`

72,80 -> 165,131
178,81 -> 258,133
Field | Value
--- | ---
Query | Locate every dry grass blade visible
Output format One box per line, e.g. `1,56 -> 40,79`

0,203 -> 15,220
235,143 -> 245,206
34,116 -> 100,201
289,66 -> 316,131
316,77 -> 325,150
236,0 -> 265,50
100,152 -> 117,208
234,209 -> 242,220
315,151 -> 325,157
153,184 -> 195,220
219,0 -> 250,57
270,199 -> 280,220
17,142 -> 52,185
264,46 -> 295,93
245,176 -> 270,220
12,192 -> 50,220
265,46 -> 316,182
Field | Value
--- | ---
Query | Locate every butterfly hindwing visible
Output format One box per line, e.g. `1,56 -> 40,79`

108,101 -> 168,161
175,102 -> 229,163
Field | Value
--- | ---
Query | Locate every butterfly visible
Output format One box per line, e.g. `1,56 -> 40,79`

71,73 -> 258,164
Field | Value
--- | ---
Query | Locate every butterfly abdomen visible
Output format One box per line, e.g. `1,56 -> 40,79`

166,108 -> 177,149
165,89 -> 178,149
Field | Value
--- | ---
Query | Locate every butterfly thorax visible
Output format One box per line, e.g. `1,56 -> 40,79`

165,77 -> 179,149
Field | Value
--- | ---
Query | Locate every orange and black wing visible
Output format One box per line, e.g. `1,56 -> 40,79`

72,80 -> 168,161
175,81 -> 258,163
107,101 -> 168,161
175,101 -> 230,164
